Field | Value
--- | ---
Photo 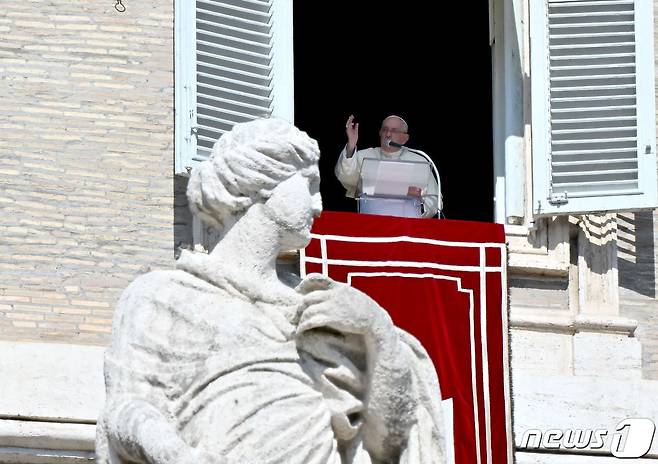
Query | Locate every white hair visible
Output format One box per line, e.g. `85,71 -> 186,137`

383,115 -> 408,133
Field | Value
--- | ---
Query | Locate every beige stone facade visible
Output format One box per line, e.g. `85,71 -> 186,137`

1,1 -> 658,462
0,1 -> 175,345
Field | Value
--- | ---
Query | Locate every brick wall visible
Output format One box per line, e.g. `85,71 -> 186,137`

0,1 -> 175,344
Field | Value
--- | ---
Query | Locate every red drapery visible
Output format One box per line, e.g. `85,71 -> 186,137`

302,211 -> 511,464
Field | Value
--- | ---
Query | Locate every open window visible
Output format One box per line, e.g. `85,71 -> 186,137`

175,1 -> 495,222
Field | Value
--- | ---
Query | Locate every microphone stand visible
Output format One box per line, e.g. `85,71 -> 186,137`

388,141 -> 443,218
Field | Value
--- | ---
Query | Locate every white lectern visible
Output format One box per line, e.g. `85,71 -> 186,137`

356,158 -> 437,219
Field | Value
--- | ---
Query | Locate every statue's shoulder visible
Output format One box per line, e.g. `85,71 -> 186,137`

111,269 -> 221,336
117,269 -> 215,310
124,269 -> 199,294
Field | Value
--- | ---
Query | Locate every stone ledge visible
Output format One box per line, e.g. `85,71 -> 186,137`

514,373 -> 658,458
0,420 -> 95,451
0,341 -> 105,422
0,446 -> 94,464
510,310 -> 638,336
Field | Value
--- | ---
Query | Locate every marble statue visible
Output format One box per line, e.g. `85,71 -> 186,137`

96,118 -> 446,463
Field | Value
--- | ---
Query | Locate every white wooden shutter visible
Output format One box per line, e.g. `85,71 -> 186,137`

175,0 -> 294,174
530,0 -> 656,216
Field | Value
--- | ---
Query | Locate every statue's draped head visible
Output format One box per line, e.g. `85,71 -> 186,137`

187,118 -> 320,230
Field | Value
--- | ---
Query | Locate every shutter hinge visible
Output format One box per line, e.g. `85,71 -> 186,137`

549,192 -> 568,206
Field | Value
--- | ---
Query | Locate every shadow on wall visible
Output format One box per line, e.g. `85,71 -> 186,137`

174,175 -> 193,258
618,211 -> 656,299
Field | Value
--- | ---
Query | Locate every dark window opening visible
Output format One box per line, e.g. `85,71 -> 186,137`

293,2 -> 493,222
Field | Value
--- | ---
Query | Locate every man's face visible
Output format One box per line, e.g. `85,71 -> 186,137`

379,117 -> 409,153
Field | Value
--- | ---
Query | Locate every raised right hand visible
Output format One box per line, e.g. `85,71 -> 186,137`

345,114 -> 359,157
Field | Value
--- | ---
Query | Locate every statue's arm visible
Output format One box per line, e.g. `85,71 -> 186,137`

100,274 -> 229,463
102,395 -> 222,464
361,331 -> 416,456
297,274 -> 418,459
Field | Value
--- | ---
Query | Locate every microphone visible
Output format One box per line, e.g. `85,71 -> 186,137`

386,139 -> 404,148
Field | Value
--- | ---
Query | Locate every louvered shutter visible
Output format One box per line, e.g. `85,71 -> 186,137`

530,0 -> 656,216
175,0 -> 293,174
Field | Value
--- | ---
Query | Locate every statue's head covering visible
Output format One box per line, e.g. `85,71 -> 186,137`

187,118 -> 320,229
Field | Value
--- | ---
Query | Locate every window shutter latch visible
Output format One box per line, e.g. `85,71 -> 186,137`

549,192 -> 568,206
184,126 -> 198,143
